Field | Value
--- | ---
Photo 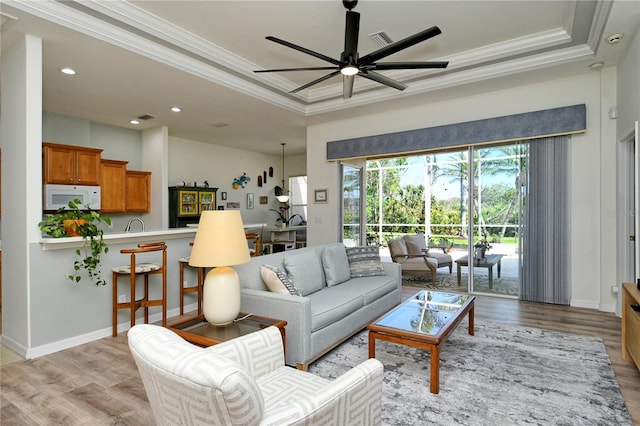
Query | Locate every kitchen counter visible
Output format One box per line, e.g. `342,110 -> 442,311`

40,228 -> 197,250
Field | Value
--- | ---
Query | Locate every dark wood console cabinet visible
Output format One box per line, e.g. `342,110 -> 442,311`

168,186 -> 218,228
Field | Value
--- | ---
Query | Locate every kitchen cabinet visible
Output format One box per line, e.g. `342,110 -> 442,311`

43,142 -> 103,185
100,159 -> 128,213
126,171 -> 151,213
169,186 -> 218,228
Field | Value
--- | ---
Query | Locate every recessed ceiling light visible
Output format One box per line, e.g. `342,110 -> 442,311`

129,120 -> 140,125
589,62 -> 604,71
606,33 -> 624,45
60,67 -> 76,75
170,106 -> 182,112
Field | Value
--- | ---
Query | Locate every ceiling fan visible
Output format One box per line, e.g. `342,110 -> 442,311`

254,0 -> 448,99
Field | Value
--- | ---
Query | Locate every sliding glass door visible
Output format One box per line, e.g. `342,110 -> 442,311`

469,144 -> 526,297
342,163 -> 365,246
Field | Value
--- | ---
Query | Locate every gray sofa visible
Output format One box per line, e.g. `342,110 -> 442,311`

233,243 -> 402,370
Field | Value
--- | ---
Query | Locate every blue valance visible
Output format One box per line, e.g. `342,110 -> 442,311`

327,104 -> 586,160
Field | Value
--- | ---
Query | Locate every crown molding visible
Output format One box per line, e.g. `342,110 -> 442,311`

587,0 -> 614,55
302,27 -> 573,104
5,0 -> 306,113
304,44 -> 594,116
6,0 -> 607,117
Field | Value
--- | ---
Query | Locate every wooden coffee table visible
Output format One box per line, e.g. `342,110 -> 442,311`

367,290 -> 475,394
167,313 -> 287,349
455,254 -> 504,288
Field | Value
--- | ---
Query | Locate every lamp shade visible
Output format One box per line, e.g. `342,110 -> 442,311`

189,210 -> 251,268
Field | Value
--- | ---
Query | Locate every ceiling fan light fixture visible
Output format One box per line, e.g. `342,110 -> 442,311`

255,0 -> 447,98
340,65 -> 359,76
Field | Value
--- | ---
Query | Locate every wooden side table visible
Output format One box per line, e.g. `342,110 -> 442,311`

622,283 -> 640,371
167,313 -> 287,351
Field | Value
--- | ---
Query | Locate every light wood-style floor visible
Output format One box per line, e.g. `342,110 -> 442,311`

1,287 -> 639,425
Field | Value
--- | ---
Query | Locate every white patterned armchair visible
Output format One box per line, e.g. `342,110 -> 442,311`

128,324 -> 384,426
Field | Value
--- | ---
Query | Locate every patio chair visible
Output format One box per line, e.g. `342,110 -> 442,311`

388,235 -> 452,282
404,234 -> 453,273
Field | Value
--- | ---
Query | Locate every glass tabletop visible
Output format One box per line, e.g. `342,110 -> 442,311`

169,313 -> 285,345
374,290 -> 472,336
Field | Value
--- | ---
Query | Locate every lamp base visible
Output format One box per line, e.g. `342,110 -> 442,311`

202,266 -> 241,326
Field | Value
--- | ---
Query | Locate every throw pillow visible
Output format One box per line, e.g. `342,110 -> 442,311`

404,234 -> 427,255
322,245 -> 351,286
283,250 -> 325,296
345,246 -> 386,278
260,265 -> 302,296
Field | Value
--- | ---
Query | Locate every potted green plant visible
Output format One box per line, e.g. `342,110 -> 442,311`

38,199 -> 111,286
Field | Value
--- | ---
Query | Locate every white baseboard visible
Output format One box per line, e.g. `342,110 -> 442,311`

570,298 -> 600,310
1,335 -> 28,358
21,305 -> 189,359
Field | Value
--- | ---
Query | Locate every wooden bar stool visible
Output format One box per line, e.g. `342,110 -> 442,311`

179,242 -> 204,316
112,242 -> 167,336
246,232 -> 262,257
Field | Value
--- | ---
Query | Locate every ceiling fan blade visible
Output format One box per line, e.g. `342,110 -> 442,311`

359,71 -> 407,91
255,66 -> 338,73
343,75 -> 355,99
290,71 -> 341,93
364,61 -> 449,71
359,26 -> 442,65
266,36 -> 342,66
342,10 -> 360,62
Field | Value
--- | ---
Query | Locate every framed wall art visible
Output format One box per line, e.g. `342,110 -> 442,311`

259,195 -> 269,205
314,189 -> 328,203
247,193 -> 254,209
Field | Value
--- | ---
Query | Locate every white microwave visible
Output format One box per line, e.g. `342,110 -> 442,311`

44,184 -> 101,211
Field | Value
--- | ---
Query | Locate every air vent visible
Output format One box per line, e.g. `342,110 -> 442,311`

369,31 -> 393,47
137,114 -> 155,121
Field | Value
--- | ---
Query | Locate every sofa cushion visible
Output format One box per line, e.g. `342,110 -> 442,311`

260,265 -> 302,296
283,250 -> 325,296
341,276 -> 399,305
306,286 -> 364,332
345,246 -> 386,278
322,245 -> 351,286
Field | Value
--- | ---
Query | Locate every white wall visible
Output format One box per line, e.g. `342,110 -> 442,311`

617,25 -> 640,141
168,136 -> 305,227
307,71 -> 617,311
1,35 -> 43,352
44,112 -> 142,168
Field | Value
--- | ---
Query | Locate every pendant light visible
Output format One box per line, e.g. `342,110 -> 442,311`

275,143 -> 290,203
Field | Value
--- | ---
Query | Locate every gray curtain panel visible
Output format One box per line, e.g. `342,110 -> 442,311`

521,136 -> 570,304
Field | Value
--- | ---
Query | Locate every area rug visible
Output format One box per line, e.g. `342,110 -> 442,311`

308,322 -> 632,425
403,273 -> 519,296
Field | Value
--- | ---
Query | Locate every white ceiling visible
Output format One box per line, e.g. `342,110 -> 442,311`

1,0 -> 638,155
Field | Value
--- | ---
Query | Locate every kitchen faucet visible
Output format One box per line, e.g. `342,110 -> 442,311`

124,217 -> 145,233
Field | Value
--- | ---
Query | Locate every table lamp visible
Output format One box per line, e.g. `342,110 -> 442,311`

189,210 -> 251,325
